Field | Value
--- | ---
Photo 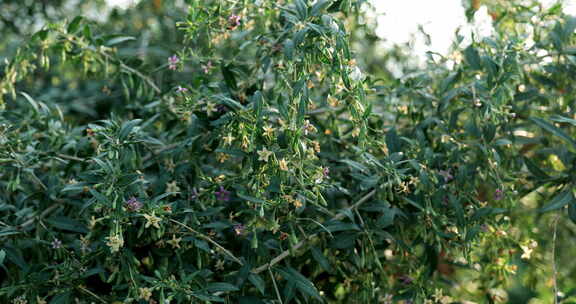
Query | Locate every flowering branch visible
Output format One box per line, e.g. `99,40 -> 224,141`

169,219 -> 243,265
252,188 -> 377,274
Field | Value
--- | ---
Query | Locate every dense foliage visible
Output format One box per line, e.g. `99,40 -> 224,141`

1,0 -> 576,303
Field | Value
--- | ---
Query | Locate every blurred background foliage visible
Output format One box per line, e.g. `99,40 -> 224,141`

2,0 -> 576,303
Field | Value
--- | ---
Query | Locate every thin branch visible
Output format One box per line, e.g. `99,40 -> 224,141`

269,267 -> 284,304
68,35 -> 162,94
169,219 -> 243,266
77,285 -> 107,304
252,188 -> 377,274
56,153 -> 89,162
52,141 -> 179,164
17,203 -> 60,229
552,213 -> 560,304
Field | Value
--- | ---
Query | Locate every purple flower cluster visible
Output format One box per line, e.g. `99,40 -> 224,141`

233,224 -> 245,236
215,186 -> 231,202
125,197 -> 143,212
190,187 -> 199,201
438,170 -> 453,182
176,86 -> 188,93
228,14 -> 241,29
494,189 -> 504,201
168,55 -> 180,70
216,104 -> 229,114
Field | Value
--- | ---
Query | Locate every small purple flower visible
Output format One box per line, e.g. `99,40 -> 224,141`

202,61 -> 212,74
494,189 -> 504,201
215,186 -> 231,202
168,55 -> 180,70
125,197 -> 143,212
323,167 -> 330,178
216,104 -> 229,114
228,14 -> 241,29
176,86 -> 188,93
190,187 -> 199,201
442,196 -> 449,206
51,238 -> 62,249
438,170 -> 453,182
398,275 -> 413,285
233,224 -> 245,236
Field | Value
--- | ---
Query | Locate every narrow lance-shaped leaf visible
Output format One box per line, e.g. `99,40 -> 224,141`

530,117 -> 576,149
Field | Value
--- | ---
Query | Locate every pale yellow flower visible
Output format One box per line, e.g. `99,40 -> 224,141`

241,135 -> 250,150
139,287 -> 152,301
262,125 -> 275,137
205,101 -> 217,116
293,199 -> 303,208
167,235 -> 182,249
312,140 -> 321,153
279,159 -> 289,171
105,234 -> 124,253
351,127 -> 360,138
327,95 -> 340,107
257,147 -> 273,162
223,134 -> 235,146
166,180 -> 180,193
143,212 -> 162,229
215,259 -> 225,270
302,120 -> 317,135
216,152 -> 230,163
520,240 -> 537,260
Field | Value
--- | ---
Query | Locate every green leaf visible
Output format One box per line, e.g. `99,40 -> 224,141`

151,192 -> 178,204
311,246 -> 333,272
89,188 -> 110,205
32,29 -> 49,41
67,16 -> 84,33
276,267 -> 323,302
0,229 -> 21,237
215,95 -> 245,111
550,115 -> 576,126
47,216 -> 89,233
20,92 -> 39,113
221,64 -> 238,91
471,207 -> 508,221
386,127 -> 401,153
530,117 -> 576,149
523,157 -> 550,180
248,274 -> 266,295
311,0 -> 332,16
339,159 -> 368,172
50,291 -> 71,304
464,45 -> 481,70
205,282 -> 239,293
324,221 -> 360,232
328,231 -> 358,249
5,247 -> 28,271
119,119 -> 142,140
253,91 -> 264,125
540,190 -> 573,213
0,249 -> 5,266
237,192 -> 269,205
239,296 -> 265,304
568,195 -> 576,224
105,36 -> 136,46
294,0 -> 308,20
284,39 -> 294,60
